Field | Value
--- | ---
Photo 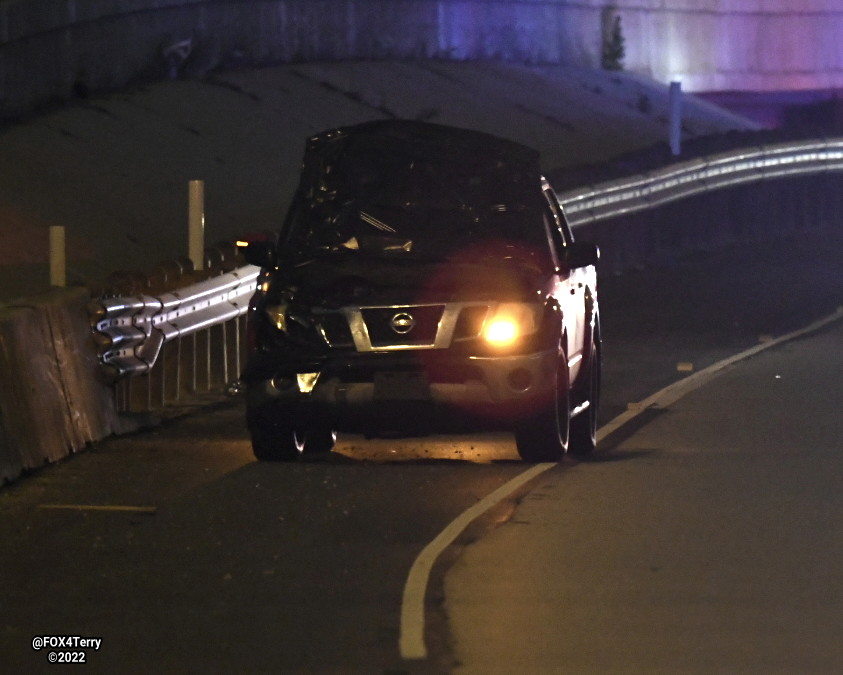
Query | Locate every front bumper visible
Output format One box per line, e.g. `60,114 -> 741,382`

245,349 -> 557,432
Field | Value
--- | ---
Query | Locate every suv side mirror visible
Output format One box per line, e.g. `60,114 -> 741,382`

239,241 -> 277,268
565,241 -> 599,269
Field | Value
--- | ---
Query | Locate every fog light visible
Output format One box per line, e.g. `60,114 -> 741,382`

507,368 -> 533,392
296,372 -> 320,394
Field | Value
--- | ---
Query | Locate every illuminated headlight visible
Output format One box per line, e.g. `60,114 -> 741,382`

482,303 -> 543,347
265,304 -> 288,332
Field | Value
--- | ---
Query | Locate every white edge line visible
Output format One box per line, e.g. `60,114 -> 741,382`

398,305 -> 843,661
399,462 -> 554,660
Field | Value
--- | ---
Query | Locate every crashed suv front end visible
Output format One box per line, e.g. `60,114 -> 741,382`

240,121 -> 600,462
243,261 -> 563,434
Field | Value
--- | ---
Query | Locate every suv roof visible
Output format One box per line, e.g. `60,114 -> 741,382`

304,120 -> 540,173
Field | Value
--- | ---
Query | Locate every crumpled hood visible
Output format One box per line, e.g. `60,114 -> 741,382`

292,120 -> 543,234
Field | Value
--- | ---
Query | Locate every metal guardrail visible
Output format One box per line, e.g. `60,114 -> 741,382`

557,138 -> 843,226
89,136 -> 843,407
91,265 -> 260,379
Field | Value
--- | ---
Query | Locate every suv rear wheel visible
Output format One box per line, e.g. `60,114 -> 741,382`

514,355 -> 570,462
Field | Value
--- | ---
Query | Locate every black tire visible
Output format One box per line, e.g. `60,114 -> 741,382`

569,334 -> 601,456
302,428 -> 338,456
250,423 -> 337,461
250,422 -> 305,462
515,355 -> 570,462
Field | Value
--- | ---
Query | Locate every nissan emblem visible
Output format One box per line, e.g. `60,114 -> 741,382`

390,312 -> 416,334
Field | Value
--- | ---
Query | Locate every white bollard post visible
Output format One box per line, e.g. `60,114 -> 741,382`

669,81 -> 682,156
49,225 -> 66,287
188,179 -> 205,271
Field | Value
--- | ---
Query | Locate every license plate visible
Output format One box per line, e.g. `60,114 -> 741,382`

373,372 -> 431,401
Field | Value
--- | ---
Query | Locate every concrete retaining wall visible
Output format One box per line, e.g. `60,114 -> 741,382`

0,287 -> 120,484
2,0 -> 843,121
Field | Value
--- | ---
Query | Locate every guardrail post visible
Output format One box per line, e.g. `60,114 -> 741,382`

221,321 -> 229,386
235,315 -> 243,379
189,179 -> 205,271
205,329 -> 212,390
175,336 -> 182,402
49,225 -> 66,287
191,333 -> 198,393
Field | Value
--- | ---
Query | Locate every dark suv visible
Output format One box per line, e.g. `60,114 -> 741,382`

240,121 -> 600,462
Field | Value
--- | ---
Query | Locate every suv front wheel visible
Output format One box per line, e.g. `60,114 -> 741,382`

514,354 -> 570,462
250,420 -> 337,461
569,332 -> 601,456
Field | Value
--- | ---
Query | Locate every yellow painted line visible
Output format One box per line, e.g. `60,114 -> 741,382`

38,504 -> 157,514
399,305 -> 843,661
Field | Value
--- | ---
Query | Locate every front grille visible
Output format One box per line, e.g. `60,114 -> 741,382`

361,305 -> 445,347
326,302 -> 493,352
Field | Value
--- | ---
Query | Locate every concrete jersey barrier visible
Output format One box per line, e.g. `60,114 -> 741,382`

0,288 -> 121,484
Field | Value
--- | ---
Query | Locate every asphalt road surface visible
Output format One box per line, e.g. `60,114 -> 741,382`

446,316 -> 843,674
2,227 -> 842,674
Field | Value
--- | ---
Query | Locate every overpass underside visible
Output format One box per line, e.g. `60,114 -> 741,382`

1,0 -> 842,123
